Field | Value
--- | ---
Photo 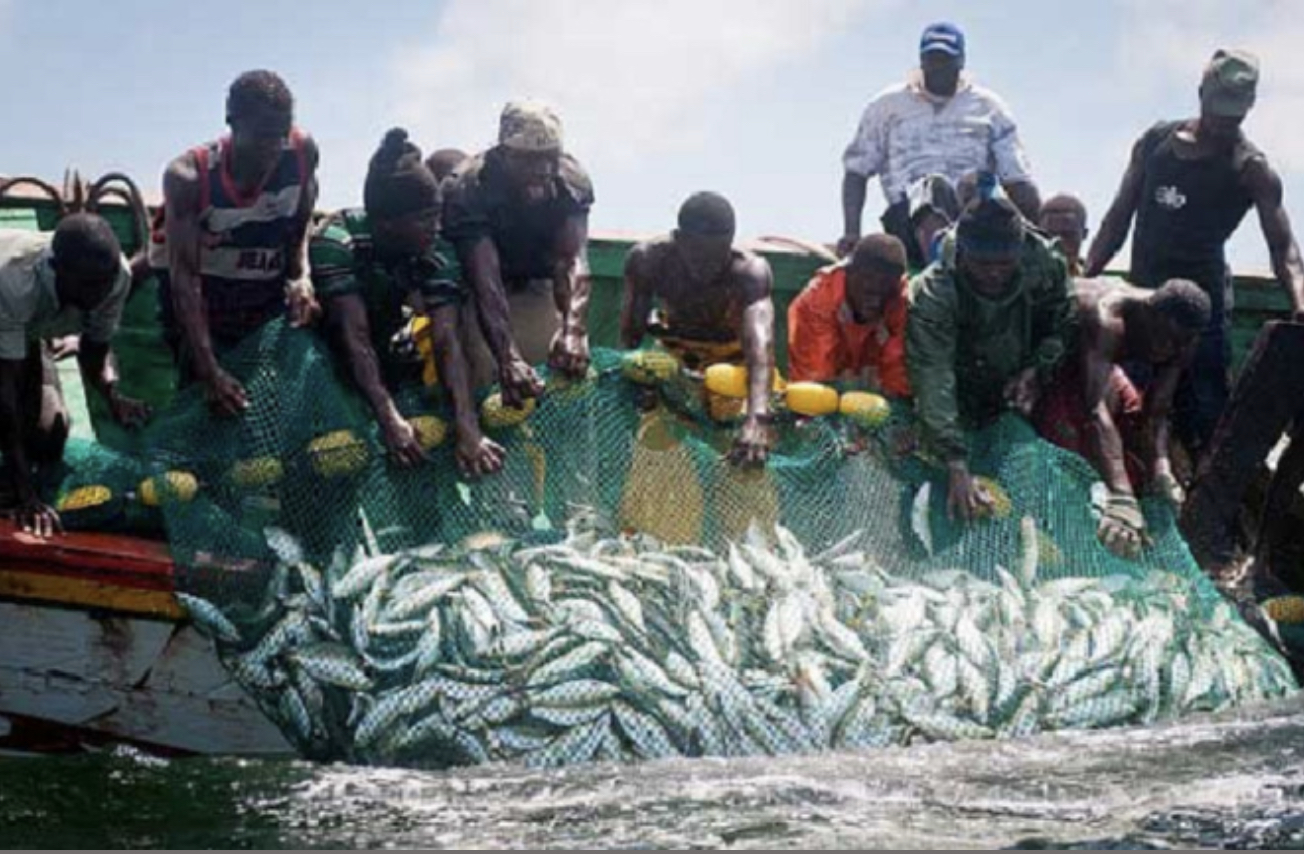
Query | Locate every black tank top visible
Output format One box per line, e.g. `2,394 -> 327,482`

1130,120 -> 1261,288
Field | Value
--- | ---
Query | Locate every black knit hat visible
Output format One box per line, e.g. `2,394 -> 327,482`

956,194 -> 1024,261
364,128 -> 440,220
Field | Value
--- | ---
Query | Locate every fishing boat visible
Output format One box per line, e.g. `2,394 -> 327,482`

0,176 -> 1296,756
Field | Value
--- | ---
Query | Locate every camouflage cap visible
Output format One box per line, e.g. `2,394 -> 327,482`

1201,48 -> 1259,118
499,100 -> 564,152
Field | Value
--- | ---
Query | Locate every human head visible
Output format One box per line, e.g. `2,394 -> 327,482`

497,100 -> 563,203
364,128 -> 441,257
672,191 -> 736,283
425,148 -> 468,185
845,234 -> 907,326
226,70 -> 294,174
1039,194 -> 1089,268
956,191 -> 1024,296
920,22 -> 965,97
1142,279 -> 1211,364
1198,49 -> 1258,146
50,213 -> 122,311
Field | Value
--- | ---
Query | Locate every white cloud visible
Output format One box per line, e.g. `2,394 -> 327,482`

1116,0 -> 1304,174
392,0 -> 879,169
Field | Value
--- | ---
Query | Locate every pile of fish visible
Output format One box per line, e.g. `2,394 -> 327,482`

180,514 -> 1298,768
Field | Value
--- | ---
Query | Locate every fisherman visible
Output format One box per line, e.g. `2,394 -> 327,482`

1085,49 -> 1304,455
0,215 -> 150,536
1034,278 -> 1210,557
840,22 -> 1041,267
160,70 -> 320,417
621,192 -> 776,466
312,129 -> 504,477
906,175 -> 961,267
787,234 -> 910,396
907,191 -> 1075,520
425,148 -> 468,186
442,101 -> 594,404
1039,194 -> 1089,276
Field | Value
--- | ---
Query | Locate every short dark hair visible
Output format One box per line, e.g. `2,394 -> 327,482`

1041,194 -> 1088,226
51,213 -> 121,279
1152,279 -> 1212,332
227,70 -> 294,123
677,191 -> 736,237
849,234 -> 907,275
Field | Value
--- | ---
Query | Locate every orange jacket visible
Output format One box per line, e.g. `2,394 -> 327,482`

786,264 -> 911,397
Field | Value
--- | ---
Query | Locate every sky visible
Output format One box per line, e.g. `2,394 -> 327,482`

1,0 -> 1301,273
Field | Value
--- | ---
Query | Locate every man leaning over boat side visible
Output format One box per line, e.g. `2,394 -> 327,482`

787,234 -> 911,397
159,69 -> 321,417
839,22 -> 1041,268
906,188 -> 1075,522
0,215 -> 150,536
442,101 -> 594,405
312,129 -> 504,477
1085,49 -> 1304,458
621,192 -> 776,466
1033,278 -> 1210,558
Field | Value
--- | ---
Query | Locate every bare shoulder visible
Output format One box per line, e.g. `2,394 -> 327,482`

298,132 -> 321,172
1241,152 -> 1282,198
625,235 -> 673,277
733,250 -> 774,297
162,151 -> 200,207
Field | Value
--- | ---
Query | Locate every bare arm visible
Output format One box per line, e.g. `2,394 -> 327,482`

1246,159 -> 1304,316
427,300 -> 504,476
286,136 -> 319,282
325,294 -> 420,466
0,359 -> 33,503
739,260 -> 776,422
620,246 -> 656,350
163,156 -> 218,383
461,236 -> 541,406
1081,344 -> 1132,497
731,258 -> 776,467
1005,179 -> 1042,223
840,172 -> 869,254
1085,134 -> 1149,277
548,212 -> 592,375
1137,347 -> 1191,484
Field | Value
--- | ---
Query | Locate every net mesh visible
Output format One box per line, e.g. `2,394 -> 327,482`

51,320 -> 1298,766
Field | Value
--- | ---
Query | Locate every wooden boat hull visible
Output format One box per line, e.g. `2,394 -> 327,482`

0,523 -> 289,756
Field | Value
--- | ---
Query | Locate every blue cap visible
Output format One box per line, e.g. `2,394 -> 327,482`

920,22 -> 965,58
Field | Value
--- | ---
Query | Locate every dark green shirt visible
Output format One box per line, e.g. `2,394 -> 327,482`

310,208 -> 465,367
906,229 -> 1075,461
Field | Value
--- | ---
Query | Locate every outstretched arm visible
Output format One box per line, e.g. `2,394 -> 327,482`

1246,159 -> 1304,317
732,258 -> 776,467
1085,133 -> 1148,277
548,212 -> 592,376
840,172 -> 870,256
325,294 -> 423,467
462,237 -> 543,407
427,300 -> 504,477
0,358 -> 59,536
284,136 -> 321,327
164,156 -> 248,416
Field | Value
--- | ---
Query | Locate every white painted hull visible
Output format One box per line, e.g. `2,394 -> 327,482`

0,601 -> 289,756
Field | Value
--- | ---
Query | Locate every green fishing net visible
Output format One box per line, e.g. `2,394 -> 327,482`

50,319 -> 1298,766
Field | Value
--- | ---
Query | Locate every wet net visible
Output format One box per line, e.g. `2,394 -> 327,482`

53,319 -> 1297,766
